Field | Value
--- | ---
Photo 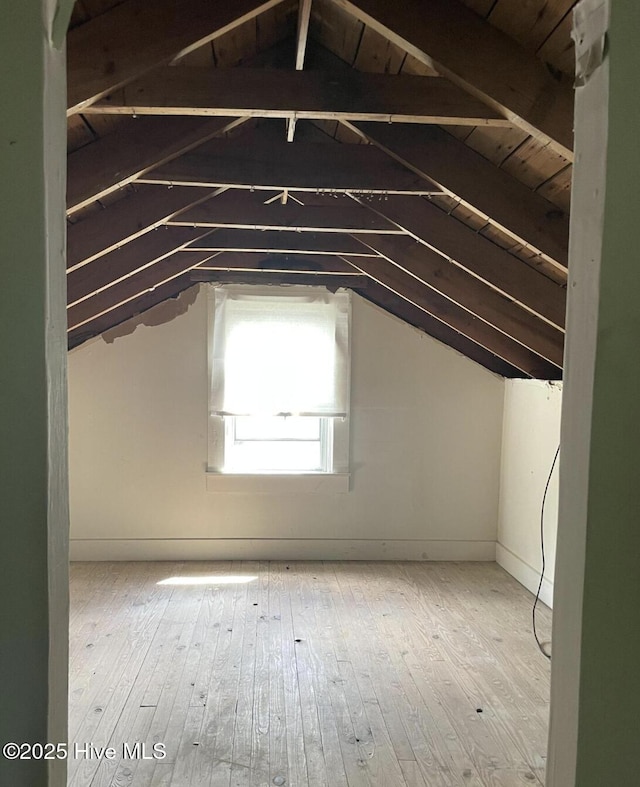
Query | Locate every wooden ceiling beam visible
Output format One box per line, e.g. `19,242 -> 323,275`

67,187 -> 402,272
67,185 -> 222,270
67,227 -> 209,307
190,269 -> 368,289
169,190 -> 403,233
139,136 -> 440,195
295,0 -> 313,70
67,251 -> 217,332
354,281 -> 524,378
331,0 -> 574,157
67,116 -> 244,215
67,0 -> 287,114
87,66 -> 508,126
186,229 -> 380,256
354,195 -> 566,328
68,275 -> 195,350
341,256 -> 561,378
289,0 -> 313,140
349,236 -> 564,367
346,121 -> 570,268
194,252 -> 360,274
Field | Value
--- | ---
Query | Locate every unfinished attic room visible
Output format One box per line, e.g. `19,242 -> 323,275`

7,0 -> 640,785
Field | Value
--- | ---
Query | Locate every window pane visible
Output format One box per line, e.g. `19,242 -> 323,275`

234,415 -> 321,441
223,416 -> 331,473
224,439 -> 323,473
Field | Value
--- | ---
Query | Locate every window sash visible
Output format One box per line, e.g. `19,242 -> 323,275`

233,415 -> 322,442
223,416 -> 332,473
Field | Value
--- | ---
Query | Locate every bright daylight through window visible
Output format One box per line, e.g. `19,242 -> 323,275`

208,285 -> 350,475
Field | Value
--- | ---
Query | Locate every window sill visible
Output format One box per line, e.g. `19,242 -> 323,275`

205,472 -> 350,494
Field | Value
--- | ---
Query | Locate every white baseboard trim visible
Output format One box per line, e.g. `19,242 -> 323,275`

70,538 -> 497,562
496,542 -> 554,608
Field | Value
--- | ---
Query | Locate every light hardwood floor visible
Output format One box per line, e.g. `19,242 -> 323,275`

68,561 -> 552,787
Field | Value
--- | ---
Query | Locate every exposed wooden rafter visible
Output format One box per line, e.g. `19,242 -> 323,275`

67,0 -> 288,113
296,0 -> 313,70
289,0 -> 313,140
169,190 -> 403,233
190,269 -> 368,289
67,227 -> 210,307
67,251 -> 218,331
64,0 -> 575,378
68,275 -> 195,350
348,235 -> 564,366
67,187 -> 403,272
87,67 -> 508,127
352,195 -> 566,328
67,116 -> 244,214
138,136 -> 441,195
330,0 -> 574,157
354,281 -> 523,378
67,185 -> 224,270
340,256 -> 561,379
193,253 -> 359,274
345,121 -> 570,268
186,229 -> 379,256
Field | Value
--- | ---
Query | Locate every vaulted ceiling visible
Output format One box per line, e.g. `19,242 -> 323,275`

67,0 -> 577,379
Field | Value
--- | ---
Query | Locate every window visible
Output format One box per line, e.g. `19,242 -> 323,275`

224,415 -> 331,473
207,285 -> 350,478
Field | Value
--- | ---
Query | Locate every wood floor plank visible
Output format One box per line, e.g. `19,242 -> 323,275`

355,563 -> 490,785
330,562 -> 471,786
331,566 -> 413,781
249,561 -> 272,787
68,562 -> 115,628
70,616 -> 172,779
403,563 -> 551,705
92,704 -> 155,787
383,563 -> 547,778
68,567 -> 172,782
277,563 -> 310,787
228,560 -> 262,786
337,565 -> 422,762
399,758 -> 431,787
168,705 -> 206,786
206,562 -> 256,787
188,561 -> 234,709
149,762 -> 174,786
266,563 -> 290,787
68,561 -> 552,787
287,563 -> 332,787
295,564 -> 351,787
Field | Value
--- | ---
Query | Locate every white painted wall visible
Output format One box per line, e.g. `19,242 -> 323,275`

68,286 -> 504,561
497,380 -> 562,607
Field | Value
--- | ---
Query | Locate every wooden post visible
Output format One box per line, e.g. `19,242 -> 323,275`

0,1 -> 71,785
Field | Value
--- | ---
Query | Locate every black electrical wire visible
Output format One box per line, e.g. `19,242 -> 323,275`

533,443 -> 560,660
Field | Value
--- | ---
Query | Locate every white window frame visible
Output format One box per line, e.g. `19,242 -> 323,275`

205,284 -> 350,492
